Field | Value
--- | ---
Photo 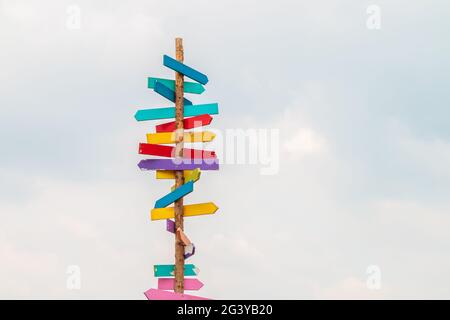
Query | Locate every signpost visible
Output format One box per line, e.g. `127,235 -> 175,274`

144,288 -> 209,300
154,81 -> 193,105
154,264 -> 199,277
138,143 -> 216,159
155,114 -> 213,133
147,131 -> 215,144
136,38 -> 219,300
158,278 -> 204,291
163,55 -> 209,85
156,169 -> 199,179
154,181 -> 194,208
148,77 -> 205,94
151,202 -> 219,220
138,159 -> 219,171
134,103 -> 218,121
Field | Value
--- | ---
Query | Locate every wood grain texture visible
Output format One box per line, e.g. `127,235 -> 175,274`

174,37 -> 185,294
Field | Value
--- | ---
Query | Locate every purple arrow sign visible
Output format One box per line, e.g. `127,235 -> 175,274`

144,288 -> 210,300
138,159 -> 219,171
184,243 -> 195,259
158,278 -> 204,291
166,219 -> 175,233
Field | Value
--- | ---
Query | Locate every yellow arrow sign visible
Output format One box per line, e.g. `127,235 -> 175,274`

156,170 -> 195,179
170,169 -> 201,191
151,202 -> 218,220
146,132 -> 216,144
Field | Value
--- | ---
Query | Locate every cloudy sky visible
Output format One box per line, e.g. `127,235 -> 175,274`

1,0 -> 450,299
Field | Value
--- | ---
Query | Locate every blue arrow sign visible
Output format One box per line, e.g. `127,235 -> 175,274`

154,264 -> 199,277
148,77 -> 205,94
154,181 -> 194,208
134,103 -> 218,121
154,81 -> 192,105
163,55 -> 209,85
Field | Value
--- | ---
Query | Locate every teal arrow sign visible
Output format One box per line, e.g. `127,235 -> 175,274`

148,77 -> 205,94
135,103 -> 218,121
154,181 -> 194,208
154,81 -> 192,105
154,264 -> 199,277
163,55 -> 209,85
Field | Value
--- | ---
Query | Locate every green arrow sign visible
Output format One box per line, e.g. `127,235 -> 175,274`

148,77 -> 205,94
135,103 -> 218,121
153,264 -> 198,277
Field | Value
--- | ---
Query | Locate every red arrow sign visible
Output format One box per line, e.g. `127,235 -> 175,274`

139,143 -> 216,159
155,114 -> 213,133
158,278 -> 204,291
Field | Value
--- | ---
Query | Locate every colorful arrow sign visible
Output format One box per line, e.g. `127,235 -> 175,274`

157,168 -> 201,182
148,77 -> 205,94
158,278 -> 204,291
184,243 -> 195,259
145,288 -> 209,300
135,103 -> 218,121
139,143 -> 216,159
151,202 -> 218,220
156,169 -> 197,179
170,168 -> 201,191
154,264 -> 199,277
155,115 -> 213,133
147,131 -> 216,144
138,159 -> 219,171
166,219 -> 175,233
155,181 -> 194,208
183,169 -> 201,183
163,55 -> 209,85
154,81 -> 192,105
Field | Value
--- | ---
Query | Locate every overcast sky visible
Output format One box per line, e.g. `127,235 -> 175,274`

1,0 -> 450,299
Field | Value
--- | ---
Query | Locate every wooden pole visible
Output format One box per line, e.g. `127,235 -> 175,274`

174,37 -> 185,293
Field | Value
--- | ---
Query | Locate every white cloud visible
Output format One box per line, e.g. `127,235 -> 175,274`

313,277 -> 388,300
283,127 -> 327,156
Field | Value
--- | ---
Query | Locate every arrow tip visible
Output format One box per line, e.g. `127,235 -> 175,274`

211,202 -> 219,213
137,160 -> 146,170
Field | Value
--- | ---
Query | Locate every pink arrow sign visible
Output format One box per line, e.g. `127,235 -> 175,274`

157,278 -> 204,291
144,288 -> 210,300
